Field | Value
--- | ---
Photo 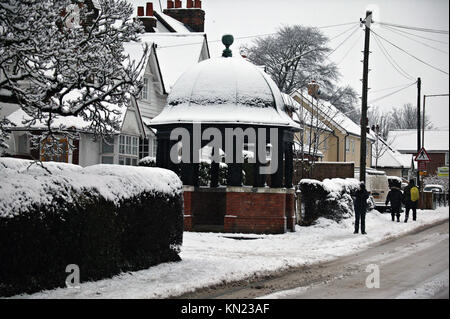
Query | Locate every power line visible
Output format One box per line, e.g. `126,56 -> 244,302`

370,82 -> 415,93
272,25 -> 359,69
382,25 -> 449,54
328,24 -> 359,41
375,21 -> 449,35
157,22 -> 360,49
370,29 -> 449,76
326,25 -> 361,58
372,30 -> 415,81
379,25 -> 448,45
369,81 -> 417,104
335,29 -> 364,65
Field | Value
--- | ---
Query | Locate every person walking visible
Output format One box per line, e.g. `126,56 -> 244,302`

403,179 -> 420,222
353,182 -> 370,234
385,185 -> 403,222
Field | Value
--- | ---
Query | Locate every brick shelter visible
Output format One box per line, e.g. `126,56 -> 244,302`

150,35 -> 301,234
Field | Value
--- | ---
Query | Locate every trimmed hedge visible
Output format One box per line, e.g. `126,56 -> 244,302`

299,178 -> 360,226
0,162 -> 183,297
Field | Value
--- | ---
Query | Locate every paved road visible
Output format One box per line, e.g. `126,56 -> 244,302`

179,220 -> 449,299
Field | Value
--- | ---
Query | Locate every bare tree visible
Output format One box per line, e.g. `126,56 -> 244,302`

368,107 -> 391,140
390,103 -> 433,130
292,90 -> 348,180
0,0 -> 148,156
242,25 -> 359,117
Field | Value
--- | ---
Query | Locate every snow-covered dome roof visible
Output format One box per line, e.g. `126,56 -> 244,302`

150,56 -> 300,129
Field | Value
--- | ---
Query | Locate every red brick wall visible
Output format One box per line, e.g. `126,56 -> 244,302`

426,153 -> 446,175
224,192 -> 287,234
183,188 -> 295,234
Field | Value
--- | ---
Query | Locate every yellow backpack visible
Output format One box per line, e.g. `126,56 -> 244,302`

410,186 -> 419,202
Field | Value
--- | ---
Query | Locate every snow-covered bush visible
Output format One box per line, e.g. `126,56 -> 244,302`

139,156 -> 157,167
0,158 -> 183,297
299,178 -> 360,226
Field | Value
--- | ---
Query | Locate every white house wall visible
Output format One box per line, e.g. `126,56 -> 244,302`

78,134 -> 100,167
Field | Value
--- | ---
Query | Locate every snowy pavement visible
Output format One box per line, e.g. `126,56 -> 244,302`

14,206 -> 449,299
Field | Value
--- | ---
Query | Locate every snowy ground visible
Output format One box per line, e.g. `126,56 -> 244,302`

13,206 -> 449,299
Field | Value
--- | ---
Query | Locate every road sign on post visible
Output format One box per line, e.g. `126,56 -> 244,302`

414,147 -> 431,162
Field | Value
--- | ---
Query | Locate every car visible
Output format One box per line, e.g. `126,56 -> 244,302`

423,184 -> 445,193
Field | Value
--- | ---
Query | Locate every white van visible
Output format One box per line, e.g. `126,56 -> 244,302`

355,168 -> 390,212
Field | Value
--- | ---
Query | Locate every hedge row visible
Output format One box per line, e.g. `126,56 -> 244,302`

0,160 -> 183,297
299,178 -> 360,226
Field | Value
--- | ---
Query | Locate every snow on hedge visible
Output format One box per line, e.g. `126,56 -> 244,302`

300,177 -> 360,194
0,158 -> 182,218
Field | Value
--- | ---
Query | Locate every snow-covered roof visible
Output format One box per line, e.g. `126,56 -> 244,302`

387,129 -> 450,153
291,89 -> 375,141
281,93 -> 299,112
375,147 -> 413,168
155,11 -> 191,33
150,57 -> 300,129
6,96 -> 128,133
123,33 -> 208,93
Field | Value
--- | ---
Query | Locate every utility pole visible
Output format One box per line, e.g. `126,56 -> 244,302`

416,77 -> 421,186
359,10 -> 372,184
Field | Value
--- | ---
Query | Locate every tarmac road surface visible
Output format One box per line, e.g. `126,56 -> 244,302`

179,220 -> 449,299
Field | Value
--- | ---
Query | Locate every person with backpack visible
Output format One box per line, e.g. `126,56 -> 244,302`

403,179 -> 420,222
385,185 -> 403,222
353,182 -> 370,234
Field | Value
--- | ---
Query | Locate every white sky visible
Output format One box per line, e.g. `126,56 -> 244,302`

130,0 -> 449,129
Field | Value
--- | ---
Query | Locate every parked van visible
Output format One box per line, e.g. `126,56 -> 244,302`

355,168 -> 390,212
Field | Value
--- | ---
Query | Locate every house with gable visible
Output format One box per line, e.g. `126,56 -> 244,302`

371,135 -> 413,180
1,0 -> 210,166
387,129 -> 449,176
290,88 -> 375,169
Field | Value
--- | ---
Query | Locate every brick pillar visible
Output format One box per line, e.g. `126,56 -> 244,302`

285,193 -> 296,232
183,188 -> 193,231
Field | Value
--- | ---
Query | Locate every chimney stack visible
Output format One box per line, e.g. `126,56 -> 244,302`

137,2 -> 156,33
146,2 -> 153,16
163,0 -> 205,32
137,6 -> 144,16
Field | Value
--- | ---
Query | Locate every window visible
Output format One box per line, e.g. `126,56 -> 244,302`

352,140 -> 355,153
346,138 -> 350,152
101,156 -> 114,164
141,77 -> 149,100
119,135 -> 139,166
102,136 -> 114,154
139,138 -> 149,159
445,152 -> 449,166
152,139 -> 158,157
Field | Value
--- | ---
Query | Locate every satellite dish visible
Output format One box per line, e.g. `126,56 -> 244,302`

65,4 -> 80,29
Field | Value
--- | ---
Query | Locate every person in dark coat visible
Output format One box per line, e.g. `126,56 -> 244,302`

353,182 -> 370,234
403,179 -> 419,222
385,186 -> 403,222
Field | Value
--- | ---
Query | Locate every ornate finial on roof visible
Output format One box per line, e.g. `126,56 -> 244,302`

222,34 -> 234,58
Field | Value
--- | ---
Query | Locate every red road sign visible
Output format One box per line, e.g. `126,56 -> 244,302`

414,147 -> 431,162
